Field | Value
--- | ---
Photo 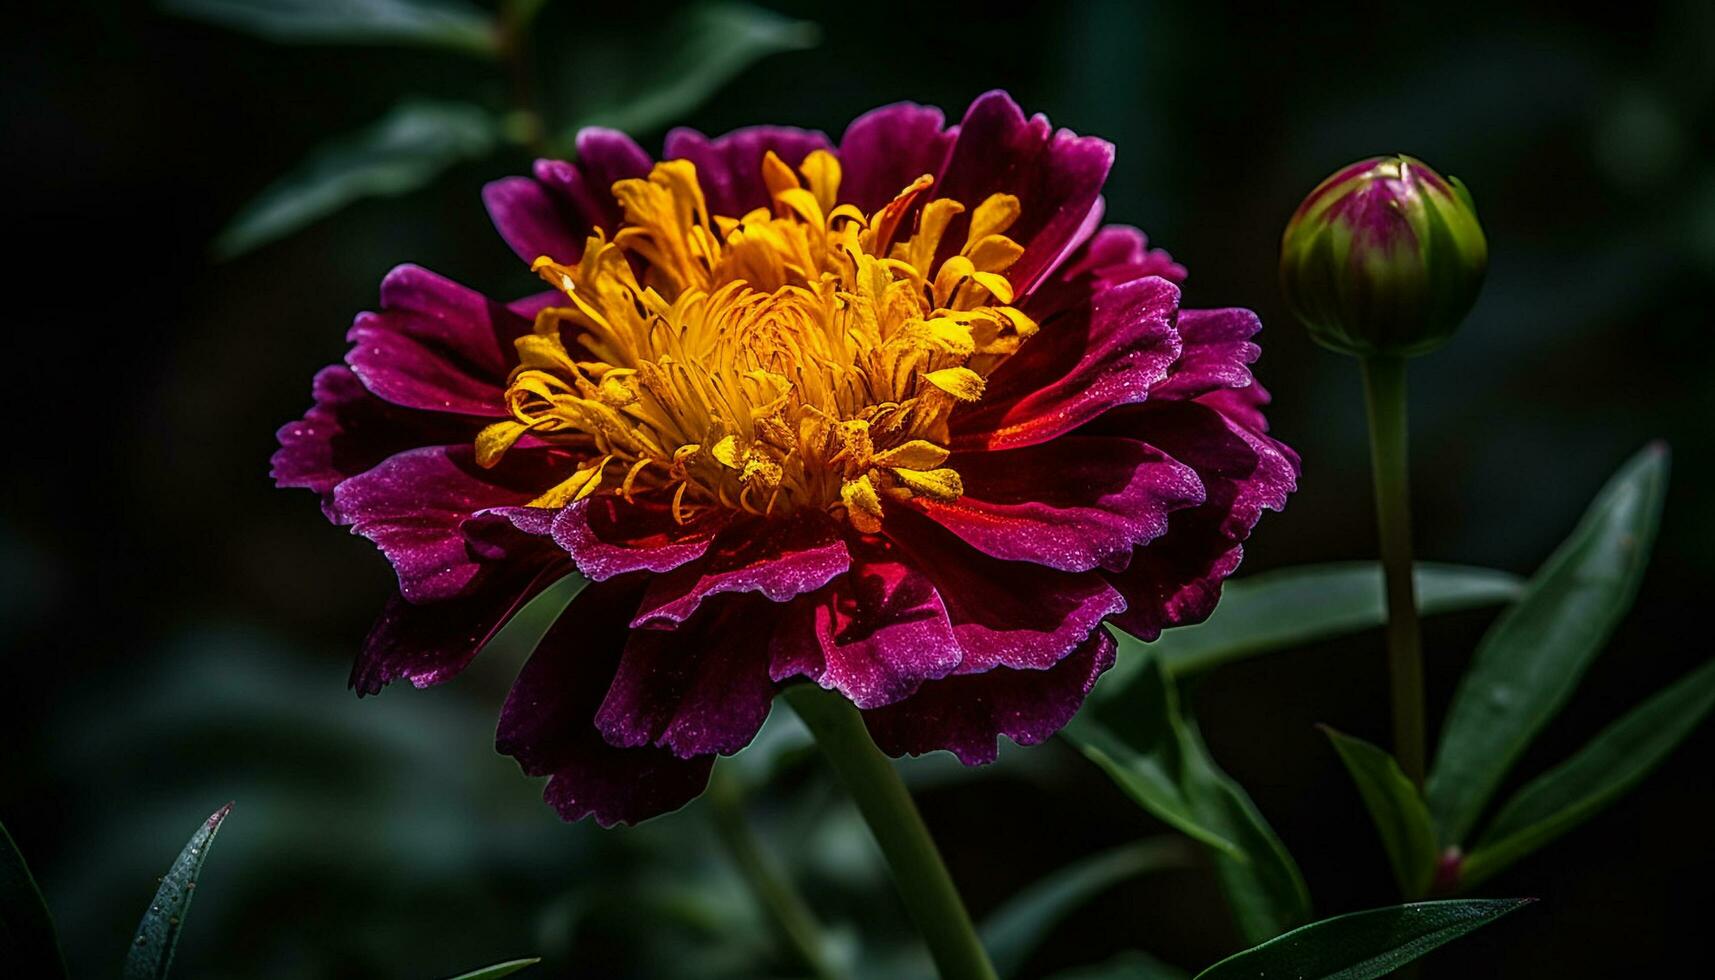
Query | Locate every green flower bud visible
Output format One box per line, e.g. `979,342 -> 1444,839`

1280,155 -> 1488,357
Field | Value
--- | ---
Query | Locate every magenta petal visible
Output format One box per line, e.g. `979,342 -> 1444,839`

631,517 -> 851,628
331,446 -> 566,602
596,598 -> 777,758
934,90 -> 1114,291
550,497 -> 725,580
863,629 -> 1117,765
768,550 -> 962,709
1150,307 -> 1263,402
497,580 -> 712,826
952,276 -> 1182,451
483,132 -> 654,264
663,125 -> 834,217
915,435 -> 1205,573
836,102 -> 957,213
482,176 -> 584,267
345,265 -> 532,416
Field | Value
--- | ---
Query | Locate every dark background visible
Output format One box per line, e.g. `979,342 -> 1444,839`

4,0 -> 1712,976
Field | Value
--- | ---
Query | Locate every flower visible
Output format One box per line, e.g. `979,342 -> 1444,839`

1280,155 -> 1487,357
273,91 -> 1298,826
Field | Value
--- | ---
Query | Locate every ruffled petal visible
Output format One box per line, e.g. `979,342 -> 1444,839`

951,276 -> 1182,451
863,629 -> 1116,765
344,265 -> 532,415
497,580 -> 713,826
483,130 -> 655,263
914,435 -> 1204,572
836,101 -> 957,213
549,496 -> 727,580
631,516 -> 851,627
1149,307 -> 1262,402
663,125 -> 835,217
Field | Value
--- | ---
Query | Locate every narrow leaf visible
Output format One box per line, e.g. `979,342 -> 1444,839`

981,838 -> 1191,978
1193,898 -> 1533,980
1461,656 -> 1715,887
1062,717 -> 1242,858
124,802 -> 234,980
163,0 -> 498,56
1099,562 -> 1522,694
1428,444 -> 1670,844
445,957 -> 541,980
1321,727 -> 1439,897
215,100 -> 498,258
0,821 -> 68,979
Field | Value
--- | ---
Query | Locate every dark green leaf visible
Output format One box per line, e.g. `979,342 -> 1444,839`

1320,727 -> 1439,897
124,802 -> 234,980
215,100 -> 499,258
1062,716 -> 1242,858
1046,950 -> 1188,980
163,0 -> 498,55
445,958 -> 541,980
566,2 -> 819,138
471,571 -> 588,678
0,821 -> 67,979
1100,562 -> 1522,693
1461,656 -> 1715,887
1193,898 -> 1533,980
982,838 -> 1191,978
1427,444 -> 1670,844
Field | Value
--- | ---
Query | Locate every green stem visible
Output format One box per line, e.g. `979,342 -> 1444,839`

784,686 -> 998,980
1361,355 -> 1426,788
706,764 -> 845,980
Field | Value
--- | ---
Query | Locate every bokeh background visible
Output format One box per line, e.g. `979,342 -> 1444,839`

4,0 -> 1713,976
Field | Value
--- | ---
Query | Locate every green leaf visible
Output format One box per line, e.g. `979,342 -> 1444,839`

1461,656 -> 1715,887
472,571 -> 588,676
981,838 -> 1191,978
1100,562 -> 1522,693
1046,950 -> 1189,980
1427,444 -> 1670,845
124,802 -> 234,980
444,957 -> 541,980
215,100 -> 499,258
566,2 -> 819,138
1062,716 -> 1242,859
1320,727 -> 1439,897
1193,898 -> 1533,980
162,0 -> 498,56
0,821 -> 67,979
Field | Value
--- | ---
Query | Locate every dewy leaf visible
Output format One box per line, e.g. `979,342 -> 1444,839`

123,802 -> 234,980
981,838 -> 1191,978
1427,444 -> 1670,845
1461,656 -> 1715,887
215,100 -> 499,258
567,2 -> 819,138
1320,727 -> 1439,897
1100,562 -> 1522,693
1193,898 -> 1533,980
444,957 -> 542,980
162,0 -> 498,56
0,821 -> 68,979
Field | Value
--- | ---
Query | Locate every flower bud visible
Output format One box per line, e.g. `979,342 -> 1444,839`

1280,155 -> 1487,357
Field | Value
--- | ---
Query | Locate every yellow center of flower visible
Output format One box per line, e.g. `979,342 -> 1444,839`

475,149 -> 1037,532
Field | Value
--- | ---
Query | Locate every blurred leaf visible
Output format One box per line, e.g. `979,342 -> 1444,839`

1428,444 -> 1670,845
566,2 -> 820,138
471,571 -> 588,682
1461,656 -> 1715,887
215,100 -> 499,258
1193,898 -> 1532,980
981,838 -> 1191,978
0,821 -> 67,979
1320,727 -> 1438,897
1046,950 -> 1188,980
162,0 -> 498,55
1100,562 -> 1522,694
1063,717 -> 1241,858
445,957 -> 541,979
123,803 -> 233,980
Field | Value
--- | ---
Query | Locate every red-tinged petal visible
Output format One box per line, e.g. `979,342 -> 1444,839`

836,101 -> 957,214
497,580 -> 713,826
1033,225 -> 1187,315
345,265 -> 533,416
483,131 -> 655,263
951,276 -> 1182,451
1196,379 -> 1276,434
1149,307 -> 1262,402
663,125 -> 835,217
768,547 -> 962,709
863,629 -> 1117,765
550,496 -> 727,581
1105,520 -> 1247,641
631,516 -> 851,628
913,435 -> 1204,573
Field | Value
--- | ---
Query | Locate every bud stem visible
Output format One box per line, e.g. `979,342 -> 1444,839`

1360,354 -> 1427,788
784,685 -> 998,980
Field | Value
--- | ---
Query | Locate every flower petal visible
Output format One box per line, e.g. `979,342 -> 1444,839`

631,516 -> 851,628
483,130 -> 655,263
550,496 -> 726,581
836,101 -> 957,213
663,124 -> 834,217
1149,307 -> 1262,402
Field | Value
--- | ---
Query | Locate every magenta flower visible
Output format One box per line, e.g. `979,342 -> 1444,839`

273,91 -> 1298,826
